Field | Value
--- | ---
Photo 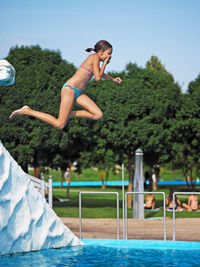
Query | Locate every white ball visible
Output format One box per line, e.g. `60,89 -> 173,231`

0,59 -> 16,86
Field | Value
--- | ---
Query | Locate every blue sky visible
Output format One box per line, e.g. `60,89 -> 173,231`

1,0 -> 200,91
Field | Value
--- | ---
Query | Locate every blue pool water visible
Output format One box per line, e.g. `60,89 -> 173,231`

1,239 -> 200,266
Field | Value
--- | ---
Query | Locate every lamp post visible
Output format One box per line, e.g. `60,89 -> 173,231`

133,148 -> 144,219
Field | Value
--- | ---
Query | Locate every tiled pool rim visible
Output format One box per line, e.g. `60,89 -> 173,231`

81,239 -> 200,250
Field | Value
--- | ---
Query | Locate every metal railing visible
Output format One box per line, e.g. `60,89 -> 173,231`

125,192 -> 166,240
28,174 -> 53,208
79,191 -> 119,239
173,192 -> 200,241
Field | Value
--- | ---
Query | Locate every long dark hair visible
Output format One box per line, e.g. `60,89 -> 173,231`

85,40 -> 112,53
168,189 -> 177,203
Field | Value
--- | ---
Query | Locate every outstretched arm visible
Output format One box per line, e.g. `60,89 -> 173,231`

102,73 -> 122,84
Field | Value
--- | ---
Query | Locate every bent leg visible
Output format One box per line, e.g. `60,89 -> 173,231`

182,203 -> 192,211
10,87 -> 75,129
70,94 -> 103,120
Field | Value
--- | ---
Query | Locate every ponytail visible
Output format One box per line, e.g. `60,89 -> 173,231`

85,48 -> 94,53
85,40 -> 112,53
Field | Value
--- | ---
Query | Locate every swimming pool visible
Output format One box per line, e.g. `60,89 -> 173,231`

1,239 -> 200,266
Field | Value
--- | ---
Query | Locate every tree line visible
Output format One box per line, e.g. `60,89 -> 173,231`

0,45 -> 200,188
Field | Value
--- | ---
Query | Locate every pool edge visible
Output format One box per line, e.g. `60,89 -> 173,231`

80,238 -> 200,250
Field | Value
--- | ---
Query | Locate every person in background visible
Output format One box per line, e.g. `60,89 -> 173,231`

182,191 -> 199,211
144,193 -> 156,210
65,167 -> 71,198
166,189 -> 182,211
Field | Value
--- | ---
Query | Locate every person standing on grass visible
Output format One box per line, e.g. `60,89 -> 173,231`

65,167 -> 71,198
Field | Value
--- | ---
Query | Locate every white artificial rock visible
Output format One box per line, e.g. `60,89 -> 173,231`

0,141 -> 83,255
0,59 -> 15,86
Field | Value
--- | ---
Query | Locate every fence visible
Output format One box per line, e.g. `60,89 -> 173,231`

79,191 -> 119,239
79,190 -> 200,241
173,192 -> 200,241
28,174 -> 53,208
125,192 -> 166,240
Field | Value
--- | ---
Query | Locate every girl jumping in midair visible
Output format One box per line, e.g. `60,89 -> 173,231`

10,40 -> 122,129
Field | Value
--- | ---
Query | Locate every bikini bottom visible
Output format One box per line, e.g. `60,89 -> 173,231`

62,83 -> 82,100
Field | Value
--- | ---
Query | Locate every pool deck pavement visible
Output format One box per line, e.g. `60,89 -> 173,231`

61,217 -> 200,242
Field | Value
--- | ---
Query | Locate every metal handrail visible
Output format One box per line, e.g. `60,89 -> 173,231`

79,191 -> 119,239
125,192 -> 166,240
28,174 -> 53,208
173,192 -> 200,241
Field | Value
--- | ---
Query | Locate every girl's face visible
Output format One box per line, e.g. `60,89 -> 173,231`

99,48 -> 113,61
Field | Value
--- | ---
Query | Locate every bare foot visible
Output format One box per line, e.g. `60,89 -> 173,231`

9,105 -> 30,118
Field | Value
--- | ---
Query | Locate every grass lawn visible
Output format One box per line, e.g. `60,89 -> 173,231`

29,168 -> 129,182
51,186 -> 200,219
29,167 -> 186,183
29,167 -> 200,219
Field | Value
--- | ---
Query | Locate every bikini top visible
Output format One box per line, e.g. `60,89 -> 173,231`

80,65 -> 93,73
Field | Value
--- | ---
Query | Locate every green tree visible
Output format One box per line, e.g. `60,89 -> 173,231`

171,75 -> 200,189
146,55 -> 173,78
86,62 -> 181,206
